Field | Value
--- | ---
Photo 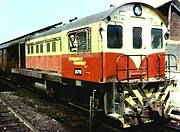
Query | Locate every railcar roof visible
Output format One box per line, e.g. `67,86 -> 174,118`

62,7 -> 115,31
30,7 -> 115,39
30,8 -> 115,39
62,2 -> 168,31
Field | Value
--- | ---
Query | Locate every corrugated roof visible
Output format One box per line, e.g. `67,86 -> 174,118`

157,0 -> 180,12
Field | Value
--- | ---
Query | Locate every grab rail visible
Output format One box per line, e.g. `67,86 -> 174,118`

116,55 -> 148,82
157,54 -> 177,79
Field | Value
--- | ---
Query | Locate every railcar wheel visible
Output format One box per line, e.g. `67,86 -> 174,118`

47,87 -> 55,97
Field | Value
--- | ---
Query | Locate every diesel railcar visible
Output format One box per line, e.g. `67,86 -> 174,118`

0,2 -> 177,128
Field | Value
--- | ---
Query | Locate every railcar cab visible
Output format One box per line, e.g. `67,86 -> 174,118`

101,3 -> 176,82
102,3 -> 177,127
105,3 -> 166,51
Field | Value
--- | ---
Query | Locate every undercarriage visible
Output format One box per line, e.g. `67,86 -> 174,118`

104,79 -> 173,127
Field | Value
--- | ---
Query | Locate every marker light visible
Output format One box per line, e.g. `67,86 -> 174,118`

133,4 -> 142,16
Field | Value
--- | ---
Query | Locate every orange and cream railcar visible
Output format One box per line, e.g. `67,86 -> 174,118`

26,3 -> 168,82
2,2 -> 177,128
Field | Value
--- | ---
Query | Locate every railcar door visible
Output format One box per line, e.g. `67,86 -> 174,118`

125,17 -> 149,76
119,17 -> 149,80
126,16 -> 165,79
19,43 -> 26,68
128,17 -> 148,57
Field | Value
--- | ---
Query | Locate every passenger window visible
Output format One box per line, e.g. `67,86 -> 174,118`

68,29 -> 90,52
27,46 -> 30,54
151,28 -> 163,49
31,45 -> 34,53
52,41 -> 56,52
40,43 -> 43,53
107,25 -> 123,48
47,43 -> 50,52
133,27 -> 142,49
36,44 -> 39,53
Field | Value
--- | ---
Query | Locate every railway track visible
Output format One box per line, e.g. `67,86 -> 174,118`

0,77 -> 180,132
0,78 -> 88,131
163,119 -> 180,132
0,98 -> 38,132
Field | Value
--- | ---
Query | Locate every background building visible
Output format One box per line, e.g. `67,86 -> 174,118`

157,0 -> 180,69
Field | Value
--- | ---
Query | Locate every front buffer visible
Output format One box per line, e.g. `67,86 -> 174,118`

103,80 -> 172,128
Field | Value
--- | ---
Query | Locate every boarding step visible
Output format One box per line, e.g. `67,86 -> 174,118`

130,72 -> 146,78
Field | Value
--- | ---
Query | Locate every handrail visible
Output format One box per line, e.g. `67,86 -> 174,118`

157,54 -> 177,79
116,55 -> 148,82
116,53 -> 177,84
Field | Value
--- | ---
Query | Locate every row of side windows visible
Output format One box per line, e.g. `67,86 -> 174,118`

27,39 -> 61,54
27,26 -> 163,54
27,28 -> 91,54
107,25 -> 163,49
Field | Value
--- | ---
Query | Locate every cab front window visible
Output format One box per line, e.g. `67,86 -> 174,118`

151,28 -> 163,49
133,27 -> 142,49
107,25 -> 123,49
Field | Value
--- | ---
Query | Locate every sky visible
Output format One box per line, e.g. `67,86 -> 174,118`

0,0 -> 175,43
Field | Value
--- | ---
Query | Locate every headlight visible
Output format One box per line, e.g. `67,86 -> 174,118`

133,4 -> 142,16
